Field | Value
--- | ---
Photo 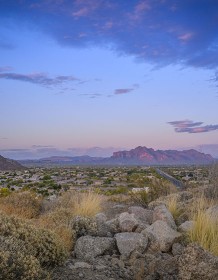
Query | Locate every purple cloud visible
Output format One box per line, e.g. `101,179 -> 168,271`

168,120 -> 218,133
114,88 -> 134,95
0,72 -> 80,87
0,66 -> 13,72
168,120 -> 203,128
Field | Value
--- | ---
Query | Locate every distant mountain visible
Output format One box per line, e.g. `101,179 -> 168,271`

19,146 -> 214,166
111,146 -> 214,165
0,155 -> 25,171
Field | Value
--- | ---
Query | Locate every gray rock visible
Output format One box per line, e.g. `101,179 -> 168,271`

172,243 -> 184,256
118,212 -> 138,232
135,222 -> 149,233
142,220 -> 181,252
95,213 -> 107,223
153,204 -> 177,230
74,236 -> 116,262
105,218 -> 120,234
178,220 -> 194,233
206,205 -> 218,221
178,244 -> 218,280
128,206 -> 153,224
115,232 -> 148,258
73,262 -> 92,269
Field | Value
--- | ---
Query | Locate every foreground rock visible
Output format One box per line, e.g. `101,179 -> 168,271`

153,204 -> 177,230
118,212 -> 138,232
74,236 -> 116,262
115,232 -> 148,258
128,206 -> 153,224
178,244 -> 218,280
143,220 -> 181,252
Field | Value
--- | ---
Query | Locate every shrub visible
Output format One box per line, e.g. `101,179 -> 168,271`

72,216 -> 98,238
0,236 -> 49,280
129,190 -> 149,207
37,207 -> 75,251
0,213 -> 68,266
0,191 -> 43,219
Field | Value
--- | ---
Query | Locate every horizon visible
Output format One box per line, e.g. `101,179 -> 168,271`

1,1 -> 218,160
1,144 -> 218,160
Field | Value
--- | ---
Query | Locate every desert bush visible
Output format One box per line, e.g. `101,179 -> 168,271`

129,190 -> 149,207
72,216 -> 98,238
37,207 -> 75,251
0,191 -> 43,219
0,236 -> 49,280
0,212 -> 68,266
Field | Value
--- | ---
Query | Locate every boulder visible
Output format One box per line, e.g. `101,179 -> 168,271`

118,212 -> 138,232
115,232 -> 148,258
153,204 -> 177,230
206,205 -> 218,221
178,220 -> 194,233
142,220 -> 181,252
74,236 -> 116,262
178,244 -> 218,280
128,206 -> 153,224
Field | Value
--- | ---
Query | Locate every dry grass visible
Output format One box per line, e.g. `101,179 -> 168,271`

189,196 -> 218,256
0,191 -> 43,219
58,190 -> 104,217
72,191 -> 104,217
166,195 -> 182,220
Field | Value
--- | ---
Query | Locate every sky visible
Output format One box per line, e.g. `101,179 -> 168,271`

0,0 -> 218,159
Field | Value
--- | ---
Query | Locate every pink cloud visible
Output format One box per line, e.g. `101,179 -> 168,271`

135,1 -> 151,13
72,7 -> 89,17
178,32 -> 194,42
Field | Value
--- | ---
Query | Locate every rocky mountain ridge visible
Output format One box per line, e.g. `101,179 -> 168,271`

20,146 -> 214,166
0,155 -> 25,170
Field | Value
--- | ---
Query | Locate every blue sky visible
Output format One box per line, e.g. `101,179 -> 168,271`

0,0 -> 218,159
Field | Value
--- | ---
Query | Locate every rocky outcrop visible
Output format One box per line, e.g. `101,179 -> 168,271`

53,202 -> 218,280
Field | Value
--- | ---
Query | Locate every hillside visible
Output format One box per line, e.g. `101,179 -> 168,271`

0,155 -> 25,171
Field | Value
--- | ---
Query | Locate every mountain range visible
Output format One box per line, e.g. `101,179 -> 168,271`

0,155 -> 25,171
19,146 -> 215,166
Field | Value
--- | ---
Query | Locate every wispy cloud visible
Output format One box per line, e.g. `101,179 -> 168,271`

0,72 -> 80,88
168,120 -> 218,133
0,66 -> 13,72
114,88 -> 134,95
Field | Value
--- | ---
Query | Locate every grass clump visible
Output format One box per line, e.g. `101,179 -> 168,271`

188,196 -> 218,256
166,195 -> 182,220
58,190 -> 104,217
0,191 -> 43,219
